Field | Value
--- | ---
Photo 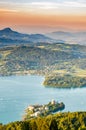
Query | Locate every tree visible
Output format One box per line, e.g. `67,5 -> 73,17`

49,119 -> 58,130
41,121 -> 49,130
29,120 -> 37,130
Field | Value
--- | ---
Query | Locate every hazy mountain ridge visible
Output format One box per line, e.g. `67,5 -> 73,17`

0,28 -> 56,46
46,31 -> 86,45
1,28 -> 86,46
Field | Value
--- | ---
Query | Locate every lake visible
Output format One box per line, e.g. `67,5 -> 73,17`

0,75 -> 86,124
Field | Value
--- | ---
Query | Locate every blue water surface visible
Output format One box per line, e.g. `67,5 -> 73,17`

0,75 -> 86,124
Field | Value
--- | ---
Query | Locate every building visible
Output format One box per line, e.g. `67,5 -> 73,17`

51,99 -> 56,105
28,105 -> 34,111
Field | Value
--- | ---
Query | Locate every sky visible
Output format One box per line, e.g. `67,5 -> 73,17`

0,0 -> 86,33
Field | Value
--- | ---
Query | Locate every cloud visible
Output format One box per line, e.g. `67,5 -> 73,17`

0,8 -> 18,13
64,1 -> 86,7
30,1 -> 86,8
30,2 -> 59,9
0,0 -> 86,14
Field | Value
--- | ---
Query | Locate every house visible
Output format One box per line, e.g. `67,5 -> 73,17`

34,111 -> 41,117
45,106 -> 49,111
28,105 -> 34,111
51,99 -> 56,105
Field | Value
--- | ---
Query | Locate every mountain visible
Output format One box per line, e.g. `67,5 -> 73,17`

0,28 -> 56,46
46,31 -> 86,45
0,28 -> 22,39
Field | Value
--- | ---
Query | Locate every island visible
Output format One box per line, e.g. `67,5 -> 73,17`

23,100 -> 65,120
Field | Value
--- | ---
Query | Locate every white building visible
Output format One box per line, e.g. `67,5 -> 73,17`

28,105 -> 34,111
45,106 -> 49,111
51,99 -> 56,105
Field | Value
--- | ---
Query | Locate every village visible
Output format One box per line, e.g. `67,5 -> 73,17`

24,100 -> 65,119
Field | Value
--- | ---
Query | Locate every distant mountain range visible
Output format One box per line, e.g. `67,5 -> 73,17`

46,31 -> 86,45
0,28 -> 56,46
0,28 -> 86,46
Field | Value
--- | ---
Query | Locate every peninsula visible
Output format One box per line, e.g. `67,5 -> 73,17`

23,100 -> 65,120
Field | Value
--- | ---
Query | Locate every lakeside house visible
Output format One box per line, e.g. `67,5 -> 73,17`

51,99 -> 56,105
28,105 -> 34,111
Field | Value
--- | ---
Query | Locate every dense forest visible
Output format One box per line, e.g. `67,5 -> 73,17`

0,112 -> 86,130
0,43 -> 86,88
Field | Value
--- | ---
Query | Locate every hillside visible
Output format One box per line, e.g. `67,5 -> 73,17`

0,43 -> 86,88
1,112 -> 86,130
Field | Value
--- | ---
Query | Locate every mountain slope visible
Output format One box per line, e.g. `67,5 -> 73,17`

0,28 -> 55,46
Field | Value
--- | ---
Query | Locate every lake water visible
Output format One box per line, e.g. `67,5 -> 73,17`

0,75 -> 86,124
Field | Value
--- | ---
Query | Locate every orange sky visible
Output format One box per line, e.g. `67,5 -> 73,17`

0,1 -> 86,33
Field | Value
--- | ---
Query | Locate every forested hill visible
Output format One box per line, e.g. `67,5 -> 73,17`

1,112 -> 86,130
0,43 -> 86,87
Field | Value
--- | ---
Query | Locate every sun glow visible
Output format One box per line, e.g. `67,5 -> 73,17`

0,0 -> 86,33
